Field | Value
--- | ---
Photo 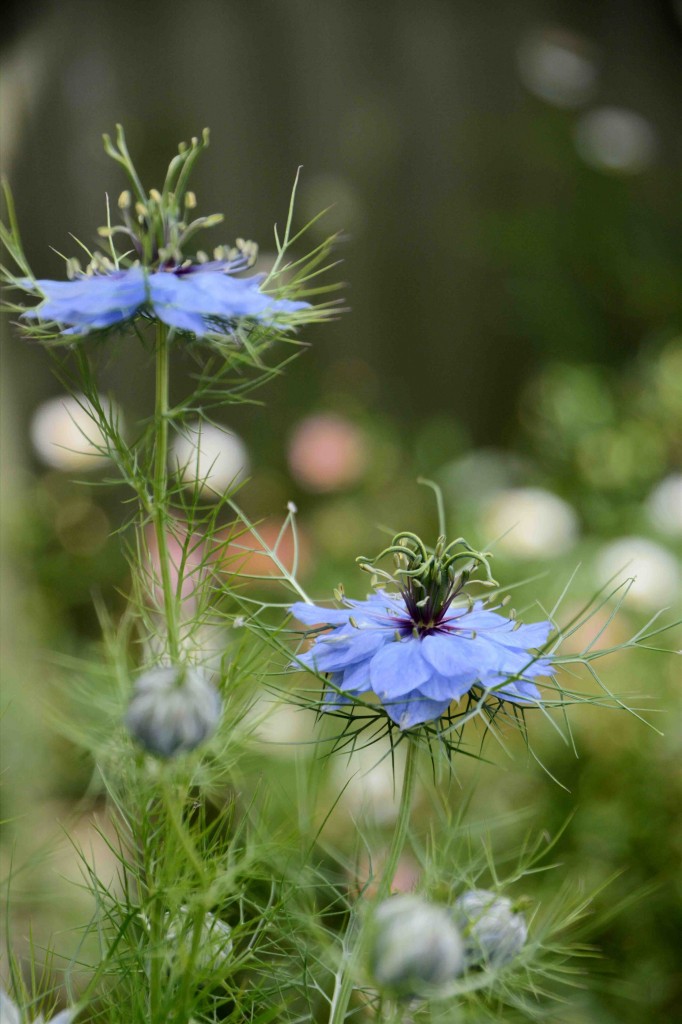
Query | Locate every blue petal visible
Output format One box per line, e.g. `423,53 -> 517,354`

148,268 -> 310,336
23,269 -> 146,329
322,674 -> 355,709
447,604 -> 553,651
368,638 -> 434,699
383,693 -> 452,729
339,659 -> 374,694
481,646 -> 550,683
300,627 -> 388,672
424,632 -> 505,680
486,679 -> 542,703
290,602 -> 354,627
417,672 -> 473,702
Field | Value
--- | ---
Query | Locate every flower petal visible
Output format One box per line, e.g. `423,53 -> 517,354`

148,268 -> 310,336
290,601 -> 353,627
23,268 -> 146,329
339,659 -> 373,693
383,693 -> 452,729
369,638 -> 434,699
417,671 -> 473,702
445,603 -> 553,651
300,627 -> 388,672
421,632 -> 502,679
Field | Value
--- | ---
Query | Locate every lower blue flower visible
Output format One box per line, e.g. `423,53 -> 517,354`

290,593 -> 553,730
22,262 -> 310,337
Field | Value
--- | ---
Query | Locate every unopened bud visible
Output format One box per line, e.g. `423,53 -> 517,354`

369,895 -> 464,998
453,889 -> 528,968
125,665 -> 221,758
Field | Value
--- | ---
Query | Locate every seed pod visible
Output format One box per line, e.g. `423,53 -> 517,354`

125,665 -> 221,757
369,894 -> 464,998
453,889 -> 528,967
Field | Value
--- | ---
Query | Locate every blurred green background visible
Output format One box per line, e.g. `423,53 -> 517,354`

1,1 -> 681,1021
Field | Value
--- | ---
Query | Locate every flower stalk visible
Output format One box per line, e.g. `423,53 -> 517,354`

152,321 -> 180,661
329,739 -> 419,1024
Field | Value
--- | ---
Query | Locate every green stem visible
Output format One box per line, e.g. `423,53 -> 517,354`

149,893 -> 163,1024
328,739 -> 419,1024
153,322 -> 180,661
161,777 -> 207,884
375,739 -> 418,903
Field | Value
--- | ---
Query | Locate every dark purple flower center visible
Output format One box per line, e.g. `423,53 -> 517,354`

394,577 -> 466,638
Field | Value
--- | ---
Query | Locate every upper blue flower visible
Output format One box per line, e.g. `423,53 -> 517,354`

22,262 -> 310,338
289,533 -> 554,730
7,127 -> 315,342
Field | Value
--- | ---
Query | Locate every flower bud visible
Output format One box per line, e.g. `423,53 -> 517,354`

125,665 -> 221,757
369,894 -> 464,998
453,889 -> 528,968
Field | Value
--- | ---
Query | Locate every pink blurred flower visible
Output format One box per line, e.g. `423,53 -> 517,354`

352,852 -> 421,900
217,518 -> 312,582
143,521 -> 208,616
287,413 -> 368,492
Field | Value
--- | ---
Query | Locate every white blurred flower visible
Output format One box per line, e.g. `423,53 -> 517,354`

646,474 -> 682,538
574,107 -> 658,174
165,908 -> 233,973
126,665 -> 222,758
453,889 -> 528,968
0,990 -> 77,1024
517,27 -> 597,109
170,421 -> 249,495
30,392 -> 120,471
287,413 -> 368,492
369,895 -> 464,998
332,740 -> 406,824
595,537 -> 680,611
482,487 -> 579,559
246,696 -> 310,753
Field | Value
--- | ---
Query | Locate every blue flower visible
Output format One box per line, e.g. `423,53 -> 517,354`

290,592 -> 553,730
22,261 -> 310,338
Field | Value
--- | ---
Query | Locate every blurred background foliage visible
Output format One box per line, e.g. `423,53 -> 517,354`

1,1 -> 681,1021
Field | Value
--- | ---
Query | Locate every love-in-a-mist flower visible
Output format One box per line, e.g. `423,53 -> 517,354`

9,127 -> 311,342
453,889 -> 528,968
22,260 -> 309,339
125,665 -> 221,757
369,894 -> 464,998
291,532 -> 554,729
